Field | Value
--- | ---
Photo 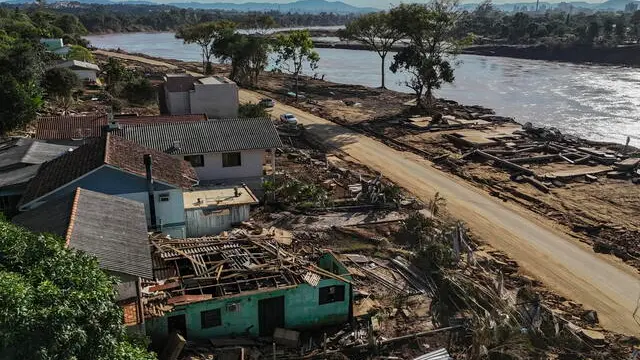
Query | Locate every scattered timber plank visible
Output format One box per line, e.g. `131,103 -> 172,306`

473,150 -> 536,176
615,157 -> 640,171
522,176 -> 550,193
507,154 -> 560,164
543,165 -> 613,179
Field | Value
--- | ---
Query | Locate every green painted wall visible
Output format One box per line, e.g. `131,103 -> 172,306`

146,277 -> 351,343
146,253 -> 353,343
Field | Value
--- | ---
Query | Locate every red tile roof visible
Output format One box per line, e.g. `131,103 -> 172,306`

36,114 -> 108,140
20,133 -> 198,207
35,114 -> 208,140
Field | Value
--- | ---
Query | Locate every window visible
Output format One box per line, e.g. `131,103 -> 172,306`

222,152 -> 241,167
200,308 -> 222,328
159,193 -> 170,202
319,285 -> 345,305
184,155 -> 205,168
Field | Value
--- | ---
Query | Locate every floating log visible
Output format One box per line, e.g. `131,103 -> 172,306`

473,150 -> 536,176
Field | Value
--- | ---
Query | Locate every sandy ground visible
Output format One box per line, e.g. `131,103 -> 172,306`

95,50 -> 640,336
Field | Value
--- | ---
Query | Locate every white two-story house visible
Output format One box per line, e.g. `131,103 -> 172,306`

115,118 -> 283,191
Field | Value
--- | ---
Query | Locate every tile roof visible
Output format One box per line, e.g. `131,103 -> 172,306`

52,60 -> 100,71
114,114 -> 207,125
19,133 -> 197,207
36,114 -> 108,141
116,118 -> 283,155
13,188 -> 153,279
0,138 -> 73,170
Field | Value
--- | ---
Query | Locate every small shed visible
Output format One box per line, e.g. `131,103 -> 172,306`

183,184 -> 259,237
51,60 -> 100,82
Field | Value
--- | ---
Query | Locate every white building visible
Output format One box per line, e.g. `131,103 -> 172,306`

115,118 -> 283,191
163,73 -> 239,118
50,60 -> 100,82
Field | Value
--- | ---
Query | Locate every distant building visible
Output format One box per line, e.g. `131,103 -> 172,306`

0,138 -> 73,216
49,60 -> 100,82
116,118 -> 283,190
162,73 -> 239,118
18,133 -> 198,238
40,38 -> 71,56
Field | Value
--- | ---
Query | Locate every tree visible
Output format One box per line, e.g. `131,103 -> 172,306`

176,20 -> 236,74
0,40 -> 44,134
0,220 -> 157,360
43,67 -> 81,99
68,44 -> 95,62
239,103 -> 270,118
213,30 -> 271,87
102,57 -> 130,90
389,1 -> 464,108
341,12 -> 402,89
121,77 -> 156,105
274,30 -> 319,102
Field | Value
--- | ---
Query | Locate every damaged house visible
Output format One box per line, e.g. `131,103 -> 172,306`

144,234 -> 352,344
17,133 -> 198,238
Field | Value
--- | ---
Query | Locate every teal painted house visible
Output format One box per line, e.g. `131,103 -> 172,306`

144,238 -> 352,344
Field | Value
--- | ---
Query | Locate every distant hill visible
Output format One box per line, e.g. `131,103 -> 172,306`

168,0 -> 378,13
1,0 -> 379,13
461,0 -> 640,12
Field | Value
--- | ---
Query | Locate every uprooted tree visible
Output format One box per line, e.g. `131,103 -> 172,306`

0,220 -> 156,360
274,30 -> 320,102
389,1 -> 467,108
341,12 -> 403,89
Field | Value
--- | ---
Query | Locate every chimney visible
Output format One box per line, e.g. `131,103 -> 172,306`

144,154 -> 157,230
234,186 -> 240,197
172,140 -> 181,151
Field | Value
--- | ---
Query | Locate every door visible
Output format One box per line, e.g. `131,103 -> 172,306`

258,296 -> 285,336
167,314 -> 187,338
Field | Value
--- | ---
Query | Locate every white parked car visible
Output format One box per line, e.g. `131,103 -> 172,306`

280,113 -> 298,125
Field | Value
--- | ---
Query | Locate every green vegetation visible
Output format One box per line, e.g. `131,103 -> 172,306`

43,67 -> 81,99
176,20 -> 236,74
68,44 -> 95,62
457,0 -> 640,45
339,12 -> 402,89
24,3 -> 358,34
238,103 -> 270,118
0,220 -> 156,359
274,30 -> 320,102
101,57 -> 156,107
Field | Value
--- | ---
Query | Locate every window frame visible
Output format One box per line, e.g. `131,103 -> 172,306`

318,285 -> 346,305
222,152 -> 242,168
200,308 -> 222,329
184,154 -> 205,168
159,193 -> 170,202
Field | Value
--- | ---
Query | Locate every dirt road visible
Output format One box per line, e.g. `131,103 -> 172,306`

97,50 -> 640,335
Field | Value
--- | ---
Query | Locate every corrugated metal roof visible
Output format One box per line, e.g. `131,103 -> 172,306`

115,114 -> 207,125
412,348 -> 452,360
14,188 -> 153,279
0,138 -> 73,170
116,118 -> 283,155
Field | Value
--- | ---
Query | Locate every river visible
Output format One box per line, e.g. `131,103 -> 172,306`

86,32 -> 640,146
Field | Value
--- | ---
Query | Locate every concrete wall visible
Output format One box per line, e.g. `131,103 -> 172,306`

166,91 -> 191,115
72,69 -> 97,81
189,82 -> 239,118
121,188 -> 185,230
192,150 -> 264,182
185,204 -> 250,237
145,277 -> 351,343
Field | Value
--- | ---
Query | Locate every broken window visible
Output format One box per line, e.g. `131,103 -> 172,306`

318,285 -> 345,305
200,308 -> 222,328
184,155 -> 205,168
222,152 -> 241,167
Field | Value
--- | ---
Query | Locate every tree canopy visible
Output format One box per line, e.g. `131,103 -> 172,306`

274,30 -> 319,102
213,26 -> 272,87
176,20 -> 236,73
340,12 -> 402,88
0,220 -> 156,360
43,67 -> 81,99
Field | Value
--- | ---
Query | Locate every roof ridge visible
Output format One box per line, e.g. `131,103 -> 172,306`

65,187 -> 83,246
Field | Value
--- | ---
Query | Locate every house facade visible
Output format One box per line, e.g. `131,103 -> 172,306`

116,118 -> 283,191
40,38 -> 71,56
18,134 -> 198,238
144,239 -> 352,344
50,60 -> 100,82
163,74 -> 239,118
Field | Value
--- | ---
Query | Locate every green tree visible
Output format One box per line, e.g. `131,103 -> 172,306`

0,40 -> 44,134
213,30 -> 271,87
239,103 -> 270,118
274,30 -> 319,102
176,20 -> 236,74
121,77 -> 156,105
389,1 -> 464,108
102,57 -> 130,89
0,220 -> 157,360
43,67 -> 81,99
341,12 -> 402,89
67,44 -> 95,62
